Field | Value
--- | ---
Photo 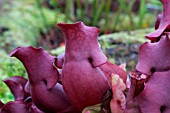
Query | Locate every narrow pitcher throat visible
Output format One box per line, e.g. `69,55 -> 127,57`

162,1 -> 170,15
27,76 -> 44,85
64,52 -> 86,62
65,42 -> 85,51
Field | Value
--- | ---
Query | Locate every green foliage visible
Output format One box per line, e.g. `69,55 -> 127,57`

149,0 -> 162,6
0,0 -> 65,51
99,28 -> 154,47
50,46 -> 65,56
139,0 -> 146,27
65,0 -> 72,22
103,13 -> 154,32
82,104 -> 101,113
54,0 -> 161,33
92,0 -> 105,26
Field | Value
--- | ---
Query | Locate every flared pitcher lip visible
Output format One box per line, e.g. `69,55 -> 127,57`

57,21 -> 83,27
57,21 -> 100,33
145,0 -> 170,41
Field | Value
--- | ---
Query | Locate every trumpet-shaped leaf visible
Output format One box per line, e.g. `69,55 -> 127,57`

57,22 -> 109,112
10,46 -> 76,113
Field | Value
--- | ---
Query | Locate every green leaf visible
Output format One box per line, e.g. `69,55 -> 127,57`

82,104 -> 100,113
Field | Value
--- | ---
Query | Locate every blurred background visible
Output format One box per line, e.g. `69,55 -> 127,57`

0,0 -> 162,103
